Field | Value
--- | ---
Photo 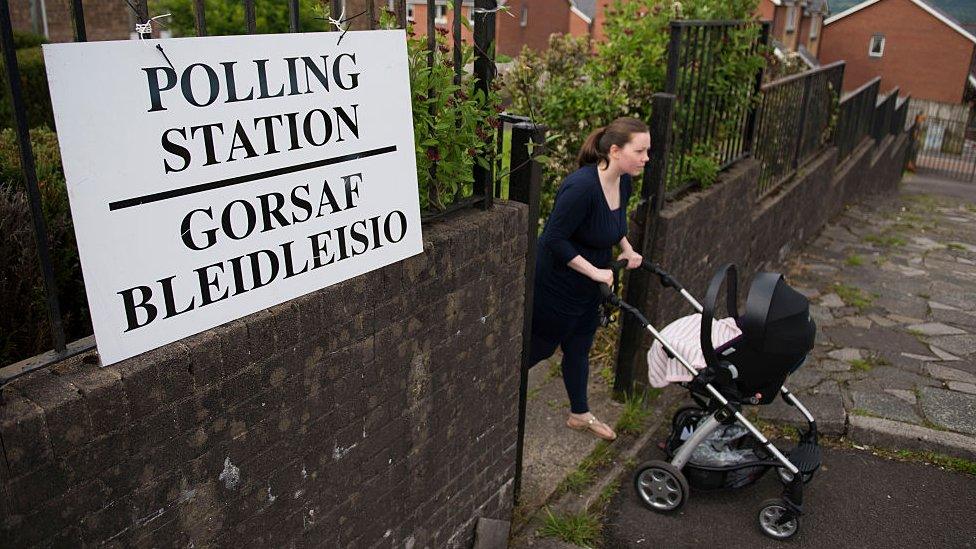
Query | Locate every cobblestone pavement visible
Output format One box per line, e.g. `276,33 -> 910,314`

757,176 -> 976,454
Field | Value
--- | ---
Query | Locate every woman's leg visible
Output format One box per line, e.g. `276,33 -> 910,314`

560,324 -> 597,414
529,335 -> 559,366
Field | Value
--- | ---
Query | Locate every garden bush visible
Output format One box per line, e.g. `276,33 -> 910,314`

0,128 -> 89,365
0,47 -> 54,130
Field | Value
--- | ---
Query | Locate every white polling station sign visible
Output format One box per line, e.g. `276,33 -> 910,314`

43,31 -> 422,366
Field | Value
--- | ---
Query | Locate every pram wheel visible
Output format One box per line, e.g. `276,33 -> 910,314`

633,460 -> 689,512
757,498 -> 800,540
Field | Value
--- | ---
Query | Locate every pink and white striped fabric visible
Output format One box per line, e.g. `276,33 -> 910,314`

646,314 -> 742,388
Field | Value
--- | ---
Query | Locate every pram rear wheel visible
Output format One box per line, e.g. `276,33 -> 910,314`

633,460 -> 689,513
757,498 -> 799,540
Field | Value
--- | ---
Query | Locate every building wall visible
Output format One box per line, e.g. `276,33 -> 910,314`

567,11 -> 589,38
819,0 -> 975,103
9,0 -> 132,42
0,203 -> 527,548
495,0 -> 570,57
408,3 -> 476,45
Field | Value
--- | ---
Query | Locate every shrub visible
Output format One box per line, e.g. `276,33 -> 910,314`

501,0 -> 763,217
13,30 -> 48,49
0,47 -> 54,130
156,0 -> 330,36
0,128 -> 89,365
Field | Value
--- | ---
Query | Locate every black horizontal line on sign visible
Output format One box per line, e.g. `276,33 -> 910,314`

108,145 -> 399,211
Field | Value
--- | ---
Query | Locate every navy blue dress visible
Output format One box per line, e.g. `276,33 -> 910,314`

531,164 -> 631,413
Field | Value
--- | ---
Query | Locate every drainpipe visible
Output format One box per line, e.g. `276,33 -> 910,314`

40,0 -> 49,38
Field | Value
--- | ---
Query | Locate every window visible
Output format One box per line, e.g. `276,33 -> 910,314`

520,5 -> 528,27
869,34 -> 885,57
406,4 -> 414,22
809,15 -> 820,40
435,4 -> 448,24
785,5 -> 797,33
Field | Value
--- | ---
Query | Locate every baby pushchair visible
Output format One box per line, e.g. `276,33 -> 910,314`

600,261 -> 820,540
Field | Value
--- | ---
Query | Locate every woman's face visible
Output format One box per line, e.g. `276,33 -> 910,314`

610,132 -> 651,176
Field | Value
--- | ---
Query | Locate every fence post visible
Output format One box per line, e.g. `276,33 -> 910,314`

744,21 -> 770,156
69,0 -> 86,41
510,122 -> 545,505
0,0 -> 65,353
612,93 -> 675,400
473,0 -> 497,209
792,74 -> 813,170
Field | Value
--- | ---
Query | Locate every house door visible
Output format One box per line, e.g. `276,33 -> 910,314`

914,116 -> 976,182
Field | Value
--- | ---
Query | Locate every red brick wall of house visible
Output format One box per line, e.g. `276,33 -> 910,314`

408,4 -> 476,46
590,0 -> 611,43
567,10 -> 589,38
819,0 -> 975,103
495,0 -> 570,57
10,0 -> 131,42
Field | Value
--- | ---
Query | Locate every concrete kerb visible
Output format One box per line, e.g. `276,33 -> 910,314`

848,415 -> 976,460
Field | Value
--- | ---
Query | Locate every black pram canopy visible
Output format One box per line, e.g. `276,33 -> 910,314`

739,273 -> 817,357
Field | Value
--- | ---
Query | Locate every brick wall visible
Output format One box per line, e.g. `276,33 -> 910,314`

495,0 -> 570,57
0,202 -> 528,547
819,0 -> 975,103
10,0 -> 132,42
631,128 -> 910,384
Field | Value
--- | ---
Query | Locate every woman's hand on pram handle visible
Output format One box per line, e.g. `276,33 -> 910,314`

617,249 -> 643,269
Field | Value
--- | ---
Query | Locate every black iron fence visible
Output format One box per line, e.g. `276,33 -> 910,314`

872,88 -> 900,140
834,77 -> 880,162
663,20 -> 769,197
892,95 -> 911,135
0,0 -> 513,372
753,61 -> 845,197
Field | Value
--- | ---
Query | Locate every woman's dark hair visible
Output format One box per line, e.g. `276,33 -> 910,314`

577,117 -> 650,168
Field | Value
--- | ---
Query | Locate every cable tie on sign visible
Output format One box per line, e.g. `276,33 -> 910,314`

135,13 -> 171,40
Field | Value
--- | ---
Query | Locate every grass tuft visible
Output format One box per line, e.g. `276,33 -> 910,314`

614,389 -> 660,436
833,283 -> 875,312
538,507 -> 602,548
846,254 -> 864,267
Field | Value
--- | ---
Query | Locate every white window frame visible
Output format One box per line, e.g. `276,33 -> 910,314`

406,4 -> 415,22
869,34 -> 885,57
785,5 -> 797,33
434,4 -> 448,24
520,5 -> 528,27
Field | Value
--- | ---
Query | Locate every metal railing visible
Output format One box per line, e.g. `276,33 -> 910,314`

753,61 -> 845,197
0,0 -> 501,372
872,88 -> 900,140
834,77 -> 880,162
892,95 -> 912,135
663,20 -> 769,197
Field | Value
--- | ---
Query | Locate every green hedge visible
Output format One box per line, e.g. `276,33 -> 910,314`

0,128 -> 89,365
0,47 -> 55,130
13,30 -> 48,49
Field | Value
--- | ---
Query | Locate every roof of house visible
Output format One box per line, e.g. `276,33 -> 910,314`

824,0 -> 976,44
570,0 -> 597,22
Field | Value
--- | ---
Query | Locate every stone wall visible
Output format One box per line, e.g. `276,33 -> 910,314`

633,132 -> 910,381
0,202 -> 528,547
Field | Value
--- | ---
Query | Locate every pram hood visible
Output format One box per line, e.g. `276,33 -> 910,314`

701,265 -> 816,404
739,272 -> 816,357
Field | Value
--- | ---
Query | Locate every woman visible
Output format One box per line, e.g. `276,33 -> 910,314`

530,117 -> 650,441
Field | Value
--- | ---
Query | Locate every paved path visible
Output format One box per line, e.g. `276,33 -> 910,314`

605,447 -> 976,548
745,174 -> 976,458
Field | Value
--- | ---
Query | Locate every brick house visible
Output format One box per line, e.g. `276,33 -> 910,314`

404,0 -> 593,57
10,0 -> 132,42
819,0 -> 976,107
756,0 -> 829,65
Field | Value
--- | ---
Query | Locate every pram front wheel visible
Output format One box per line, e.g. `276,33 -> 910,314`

757,498 -> 800,540
633,460 -> 689,513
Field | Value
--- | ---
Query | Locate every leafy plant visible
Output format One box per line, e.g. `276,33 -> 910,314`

153,0 -> 331,36
539,507 -> 602,547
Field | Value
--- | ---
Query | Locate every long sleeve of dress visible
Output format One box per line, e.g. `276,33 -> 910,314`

545,180 -> 591,265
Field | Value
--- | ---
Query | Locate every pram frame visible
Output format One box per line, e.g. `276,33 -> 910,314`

602,260 -> 820,539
